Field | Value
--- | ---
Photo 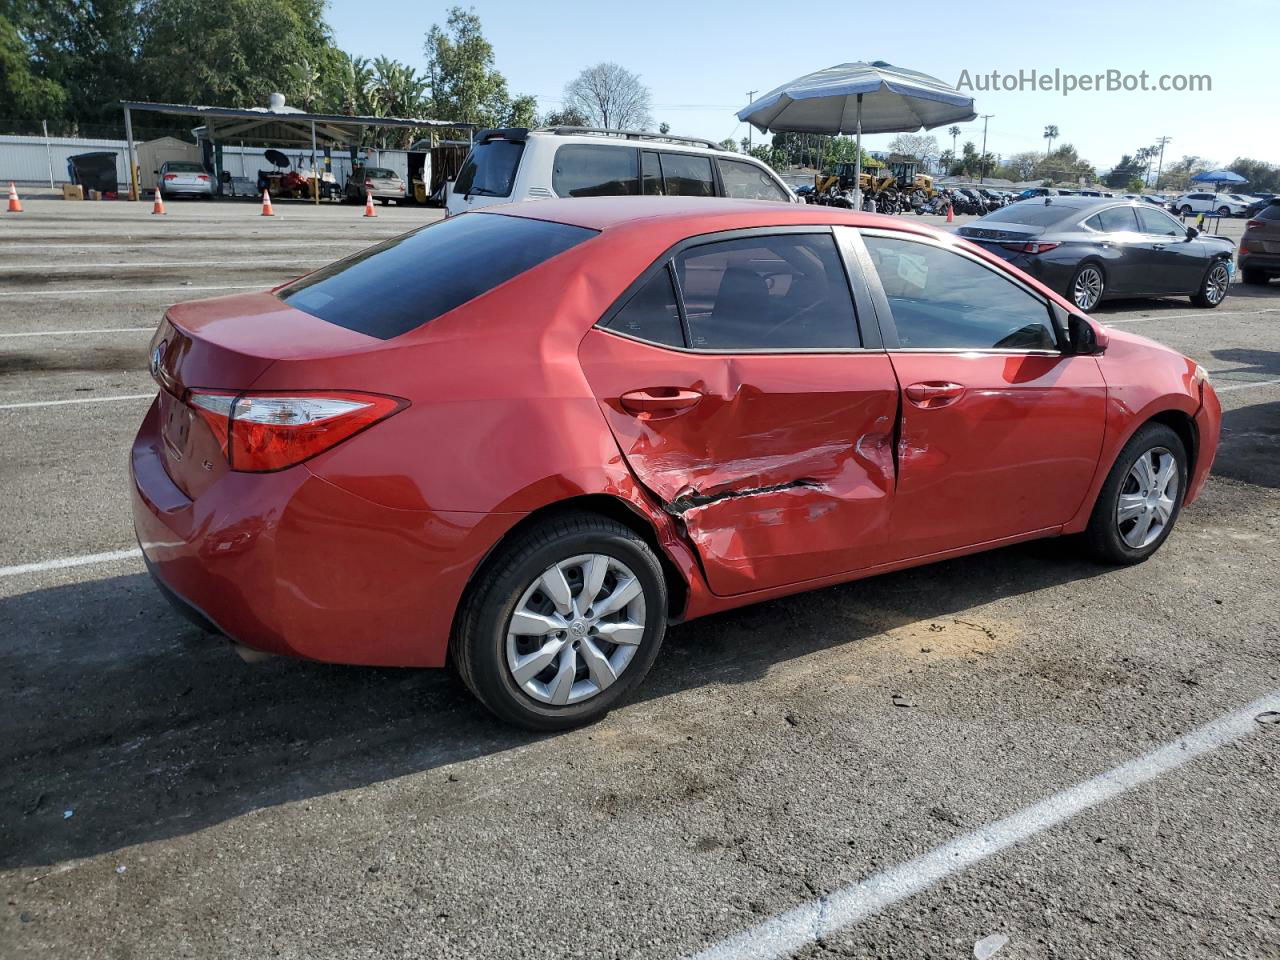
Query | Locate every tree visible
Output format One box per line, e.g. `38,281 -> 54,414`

886,133 -> 939,165
425,7 -> 535,128
1228,158 -> 1280,193
563,62 -> 652,131
285,56 -> 323,112
0,14 -> 67,126
325,51 -> 374,116
1043,124 -> 1059,155
1033,143 -> 1095,185
995,151 -> 1040,182
541,106 -> 587,127
717,138 -> 738,153
947,125 -> 960,157
658,121 -> 670,135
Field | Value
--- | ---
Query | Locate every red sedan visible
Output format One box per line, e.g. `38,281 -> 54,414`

131,198 -> 1221,729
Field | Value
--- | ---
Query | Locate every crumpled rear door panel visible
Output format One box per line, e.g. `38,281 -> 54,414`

578,328 -> 900,596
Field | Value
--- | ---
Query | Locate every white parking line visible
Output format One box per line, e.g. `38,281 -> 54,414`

0,393 -> 153,410
0,327 -> 152,338
0,283 -> 264,298
686,689 -> 1280,960
0,257 -> 332,271
0,547 -> 143,579
1215,378 -> 1280,393
1104,307 -> 1280,325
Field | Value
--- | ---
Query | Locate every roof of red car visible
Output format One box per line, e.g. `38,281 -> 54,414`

479,196 -> 939,238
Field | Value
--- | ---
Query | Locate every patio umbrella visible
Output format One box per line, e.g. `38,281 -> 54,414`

737,61 -> 976,206
1190,169 -> 1247,190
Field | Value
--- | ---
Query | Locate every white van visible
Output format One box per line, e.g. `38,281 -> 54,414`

445,126 -> 796,216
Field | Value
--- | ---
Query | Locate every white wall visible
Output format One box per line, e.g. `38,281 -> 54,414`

0,135 -> 129,186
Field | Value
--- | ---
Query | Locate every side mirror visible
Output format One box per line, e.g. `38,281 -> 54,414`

1068,313 -> 1107,355
1186,226 -> 1199,240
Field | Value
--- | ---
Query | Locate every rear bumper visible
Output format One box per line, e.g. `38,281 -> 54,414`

130,399 -> 519,667
1187,383 -> 1222,505
1238,250 -> 1280,273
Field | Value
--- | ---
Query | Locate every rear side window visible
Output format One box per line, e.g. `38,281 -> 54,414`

1087,206 -> 1139,232
674,233 -> 858,349
553,144 -> 639,197
660,153 -> 715,197
608,267 -> 684,347
454,140 -> 524,198
278,213 -> 596,340
717,159 -> 789,202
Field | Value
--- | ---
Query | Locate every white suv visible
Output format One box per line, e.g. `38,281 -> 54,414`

1171,192 -> 1248,217
445,127 -> 796,216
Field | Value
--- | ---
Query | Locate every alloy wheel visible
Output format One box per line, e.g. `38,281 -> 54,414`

505,554 -> 646,706
1073,266 -> 1104,311
1204,262 -> 1229,305
1116,446 -> 1179,549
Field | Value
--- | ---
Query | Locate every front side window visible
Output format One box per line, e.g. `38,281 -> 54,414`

553,144 -> 639,198
453,139 -> 524,198
660,153 -> 715,197
1136,206 -> 1184,237
279,213 -> 596,340
862,235 -> 1058,351
717,159 -> 789,202
674,233 -> 858,349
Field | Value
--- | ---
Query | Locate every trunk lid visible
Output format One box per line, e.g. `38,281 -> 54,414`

149,291 -> 381,498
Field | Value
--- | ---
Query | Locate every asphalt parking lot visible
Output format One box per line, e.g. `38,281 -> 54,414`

1,198 -> 1277,960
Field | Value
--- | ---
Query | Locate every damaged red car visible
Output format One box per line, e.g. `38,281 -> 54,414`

131,197 -> 1221,729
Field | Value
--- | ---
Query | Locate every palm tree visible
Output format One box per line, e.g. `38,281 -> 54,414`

368,58 -> 429,147
1044,124 -> 1059,156
332,53 -> 374,116
285,58 -> 322,112
947,125 -> 960,157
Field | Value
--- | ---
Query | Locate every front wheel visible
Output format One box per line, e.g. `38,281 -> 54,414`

1191,260 -> 1231,308
452,513 -> 668,730
1070,262 -> 1105,312
1084,423 -> 1187,565
1217,206 -> 1231,217
1180,205 -> 1193,216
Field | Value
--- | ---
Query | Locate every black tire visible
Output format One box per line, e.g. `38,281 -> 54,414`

1180,205 -> 1193,216
452,512 -> 668,730
1084,423 -> 1187,565
1242,268 -> 1270,286
1217,206 -> 1231,217
378,198 -> 389,205
1191,259 -> 1231,308
1069,261 -> 1106,312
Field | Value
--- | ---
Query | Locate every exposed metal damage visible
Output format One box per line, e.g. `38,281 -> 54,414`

664,478 -> 823,515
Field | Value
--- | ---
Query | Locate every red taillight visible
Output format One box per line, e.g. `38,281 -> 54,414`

187,390 -> 406,472
163,174 -> 177,181
365,180 -> 374,188
196,175 -> 209,182
999,241 -> 1061,255
1246,219 -> 1263,229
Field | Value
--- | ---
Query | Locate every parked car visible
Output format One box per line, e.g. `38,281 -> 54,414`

1239,198 -> 1280,285
132,197 -> 1221,729
157,161 -> 213,199
1017,187 -> 1059,199
445,126 -> 795,217
1141,195 -> 1168,206
1171,192 -> 1248,217
344,166 -> 406,204
957,196 -> 1235,311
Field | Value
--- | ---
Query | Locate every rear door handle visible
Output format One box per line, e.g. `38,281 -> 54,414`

905,381 -> 965,409
619,387 -> 703,416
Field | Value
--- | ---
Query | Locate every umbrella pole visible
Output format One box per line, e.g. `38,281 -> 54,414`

853,94 -> 863,211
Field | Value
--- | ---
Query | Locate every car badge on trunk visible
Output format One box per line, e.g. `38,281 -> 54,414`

150,340 -> 168,377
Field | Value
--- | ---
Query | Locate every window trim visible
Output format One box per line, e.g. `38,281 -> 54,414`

596,225 -> 882,355
850,227 -> 1067,355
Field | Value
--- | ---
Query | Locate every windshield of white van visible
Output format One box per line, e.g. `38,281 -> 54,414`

454,140 -> 524,198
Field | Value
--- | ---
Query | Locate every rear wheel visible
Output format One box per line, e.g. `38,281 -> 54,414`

1180,205 -> 1193,216
1084,423 -> 1187,565
1217,206 -> 1231,217
452,513 -> 668,730
1191,260 -> 1231,307
1070,262 -> 1105,312
379,198 -> 390,205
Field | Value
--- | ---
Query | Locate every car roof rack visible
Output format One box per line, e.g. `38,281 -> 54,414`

540,126 -> 720,150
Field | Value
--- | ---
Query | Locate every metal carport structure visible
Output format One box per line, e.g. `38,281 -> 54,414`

118,99 -> 473,201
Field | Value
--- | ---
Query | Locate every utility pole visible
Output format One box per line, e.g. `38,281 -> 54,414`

745,90 -> 757,150
1154,136 -> 1171,190
979,114 -> 993,183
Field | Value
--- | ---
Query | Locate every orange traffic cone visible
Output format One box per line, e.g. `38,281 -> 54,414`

151,189 -> 166,215
363,189 -> 376,218
261,190 -> 274,217
945,201 -> 954,224
7,182 -> 22,213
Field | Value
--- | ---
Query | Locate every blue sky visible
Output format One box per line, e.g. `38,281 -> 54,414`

328,0 -> 1276,172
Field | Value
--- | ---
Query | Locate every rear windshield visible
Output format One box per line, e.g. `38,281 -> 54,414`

278,213 -> 596,339
1257,202 -> 1280,221
365,168 -> 397,179
979,201 -> 1075,226
165,162 -> 204,173
454,139 -> 524,198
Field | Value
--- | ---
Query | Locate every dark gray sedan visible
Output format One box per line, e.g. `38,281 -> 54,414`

957,196 -> 1236,311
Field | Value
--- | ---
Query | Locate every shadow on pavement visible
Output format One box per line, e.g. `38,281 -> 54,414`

1,537 -> 1110,871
